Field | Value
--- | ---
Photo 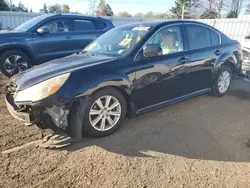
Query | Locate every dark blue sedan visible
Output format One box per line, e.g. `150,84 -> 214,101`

0,14 -> 114,77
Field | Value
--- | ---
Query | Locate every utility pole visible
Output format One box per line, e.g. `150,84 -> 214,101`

181,4 -> 185,19
10,0 -> 12,11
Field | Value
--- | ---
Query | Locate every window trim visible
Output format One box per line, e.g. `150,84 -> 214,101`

73,19 -> 102,32
183,23 -> 222,51
134,23 -> 185,61
33,18 -> 73,34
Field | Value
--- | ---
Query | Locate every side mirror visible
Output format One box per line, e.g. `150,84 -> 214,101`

143,46 -> 163,58
37,27 -> 49,35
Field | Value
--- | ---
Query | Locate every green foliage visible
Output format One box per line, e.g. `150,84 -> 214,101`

134,12 -> 144,18
10,1 -> 28,12
48,3 -> 62,14
118,11 -> 131,17
97,0 -> 114,16
169,0 -> 191,19
226,10 -> 237,18
0,0 -> 10,11
40,3 -> 48,13
245,4 -> 250,15
200,9 -> 219,19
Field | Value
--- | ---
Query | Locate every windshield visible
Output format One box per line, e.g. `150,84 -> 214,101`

82,25 -> 153,56
14,15 -> 51,32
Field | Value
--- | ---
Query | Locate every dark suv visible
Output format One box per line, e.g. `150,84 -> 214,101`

0,14 -> 114,77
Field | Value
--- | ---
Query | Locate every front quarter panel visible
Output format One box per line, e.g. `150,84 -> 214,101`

58,59 -> 136,100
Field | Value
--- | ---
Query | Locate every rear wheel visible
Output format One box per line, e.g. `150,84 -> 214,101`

82,87 -> 127,137
0,50 -> 31,77
212,66 -> 232,97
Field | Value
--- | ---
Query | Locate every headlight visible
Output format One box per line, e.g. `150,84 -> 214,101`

15,73 -> 70,103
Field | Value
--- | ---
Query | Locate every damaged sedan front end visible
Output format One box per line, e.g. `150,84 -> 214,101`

5,73 -> 72,131
5,53 -> 119,141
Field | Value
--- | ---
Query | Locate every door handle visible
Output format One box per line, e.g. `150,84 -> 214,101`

178,57 -> 189,64
65,36 -> 72,39
214,50 -> 221,56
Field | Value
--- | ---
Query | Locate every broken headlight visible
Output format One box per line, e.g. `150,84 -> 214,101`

15,73 -> 70,103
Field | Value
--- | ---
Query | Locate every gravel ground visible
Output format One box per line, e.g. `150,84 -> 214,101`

1,75 -> 250,188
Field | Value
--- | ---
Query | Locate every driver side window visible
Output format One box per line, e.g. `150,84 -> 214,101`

146,25 -> 184,56
41,19 -> 70,33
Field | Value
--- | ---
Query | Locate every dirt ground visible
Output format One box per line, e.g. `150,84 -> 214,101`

1,74 -> 250,188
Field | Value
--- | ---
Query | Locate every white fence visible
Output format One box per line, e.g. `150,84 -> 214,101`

0,11 -> 250,43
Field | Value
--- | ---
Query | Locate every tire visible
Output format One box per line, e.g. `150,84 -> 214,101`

0,50 -> 31,77
212,66 -> 232,97
82,87 -> 127,137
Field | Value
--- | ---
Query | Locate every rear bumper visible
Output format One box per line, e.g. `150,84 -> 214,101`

5,94 -> 31,123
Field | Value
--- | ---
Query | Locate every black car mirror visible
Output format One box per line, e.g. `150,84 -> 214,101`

143,46 -> 163,58
37,27 -> 49,35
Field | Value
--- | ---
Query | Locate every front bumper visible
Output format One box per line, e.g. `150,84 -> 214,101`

5,93 -> 31,123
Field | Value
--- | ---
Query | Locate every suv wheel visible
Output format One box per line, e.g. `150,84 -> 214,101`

82,87 -> 127,137
0,50 -> 31,77
213,66 -> 232,97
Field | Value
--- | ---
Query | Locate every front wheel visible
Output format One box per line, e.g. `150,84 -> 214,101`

212,66 -> 232,97
82,87 -> 127,137
0,50 -> 31,77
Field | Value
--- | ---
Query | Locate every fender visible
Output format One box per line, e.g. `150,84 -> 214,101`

0,43 -> 35,61
74,72 -> 134,99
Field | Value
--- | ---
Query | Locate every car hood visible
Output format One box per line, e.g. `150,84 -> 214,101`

11,54 -> 118,91
0,31 -> 24,38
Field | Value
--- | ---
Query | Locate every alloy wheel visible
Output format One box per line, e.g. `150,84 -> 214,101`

4,55 -> 28,76
89,95 -> 121,131
218,70 -> 231,93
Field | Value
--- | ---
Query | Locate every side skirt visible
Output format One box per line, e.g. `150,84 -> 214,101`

136,88 -> 212,115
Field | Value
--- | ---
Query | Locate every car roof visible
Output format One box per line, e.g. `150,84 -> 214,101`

49,14 -> 110,21
117,19 -> 213,29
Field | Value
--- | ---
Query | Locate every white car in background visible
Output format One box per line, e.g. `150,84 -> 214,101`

241,36 -> 250,77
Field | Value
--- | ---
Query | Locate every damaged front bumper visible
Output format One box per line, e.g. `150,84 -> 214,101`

5,93 -> 72,131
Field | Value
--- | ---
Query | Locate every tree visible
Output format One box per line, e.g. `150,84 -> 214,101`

30,8 -> 33,13
118,11 -> 131,17
0,0 -> 10,11
246,4 -> 250,14
97,0 -> 114,16
63,4 -> 70,13
200,9 -> 219,18
48,3 -> 62,14
17,1 -> 28,12
226,10 -> 237,18
40,3 -> 48,13
105,3 -> 114,16
225,0 -> 246,18
169,0 -> 193,19
134,12 -> 144,18
143,11 -> 154,18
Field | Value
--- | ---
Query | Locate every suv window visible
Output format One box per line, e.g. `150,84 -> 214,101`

210,29 -> 220,45
146,25 -> 183,56
95,20 -> 106,30
74,20 -> 97,31
186,24 -> 211,50
41,19 -> 70,33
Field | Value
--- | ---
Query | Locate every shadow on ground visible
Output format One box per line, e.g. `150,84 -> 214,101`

56,78 -> 250,162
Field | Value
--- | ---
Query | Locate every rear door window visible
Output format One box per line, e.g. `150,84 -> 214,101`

210,29 -> 220,45
185,24 -> 211,50
74,20 -> 97,31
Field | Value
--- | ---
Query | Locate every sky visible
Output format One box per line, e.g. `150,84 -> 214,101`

11,0 -> 175,15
